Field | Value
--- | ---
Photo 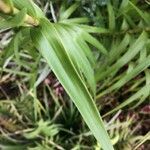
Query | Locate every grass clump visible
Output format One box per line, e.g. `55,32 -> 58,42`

0,0 -> 150,149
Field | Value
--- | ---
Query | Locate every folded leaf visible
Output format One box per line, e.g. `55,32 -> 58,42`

30,18 -> 114,150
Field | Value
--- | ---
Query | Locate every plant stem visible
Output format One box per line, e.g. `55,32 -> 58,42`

0,0 -> 39,26
0,0 -> 12,13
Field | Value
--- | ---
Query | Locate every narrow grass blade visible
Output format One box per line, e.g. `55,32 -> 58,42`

107,2 -> 115,30
96,31 -> 147,81
129,1 -> 150,25
103,84 -> 150,117
133,132 -> 150,150
59,3 -> 79,21
108,34 -> 130,64
97,55 -> 150,98
60,17 -> 89,24
82,31 -> 108,55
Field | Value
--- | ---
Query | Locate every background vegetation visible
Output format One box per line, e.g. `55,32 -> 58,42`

0,0 -> 150,149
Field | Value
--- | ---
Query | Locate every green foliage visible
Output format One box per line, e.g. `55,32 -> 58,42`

0,0 -> 150,149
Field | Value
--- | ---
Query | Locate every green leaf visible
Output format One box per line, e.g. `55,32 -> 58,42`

95,33 -> 130,77
81,31 -> 108,55
103,84 -> 150,117
59,3 -> 79,21
97,54 -> 150,99
53,24 -> 96,95
119,0 -> 129,11
24,120 -> 59,139
96,31 -> 147,81
0,145 -> 26,150
129,1 -> 150,25
0,28 -> 30,66
30,18 -> 114,150
108,34 -> 130,64
34,65 -> 51,87
60,17 -> 89,24
0,8 -> 27,29
79,25 -> 110,34
133,132 -> 150,150
12,0 -> 44,19
107,2 -> 115,30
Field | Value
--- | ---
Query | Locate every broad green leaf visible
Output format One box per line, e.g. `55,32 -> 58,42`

30,18 -> 114,150
54,24 -> 96,95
